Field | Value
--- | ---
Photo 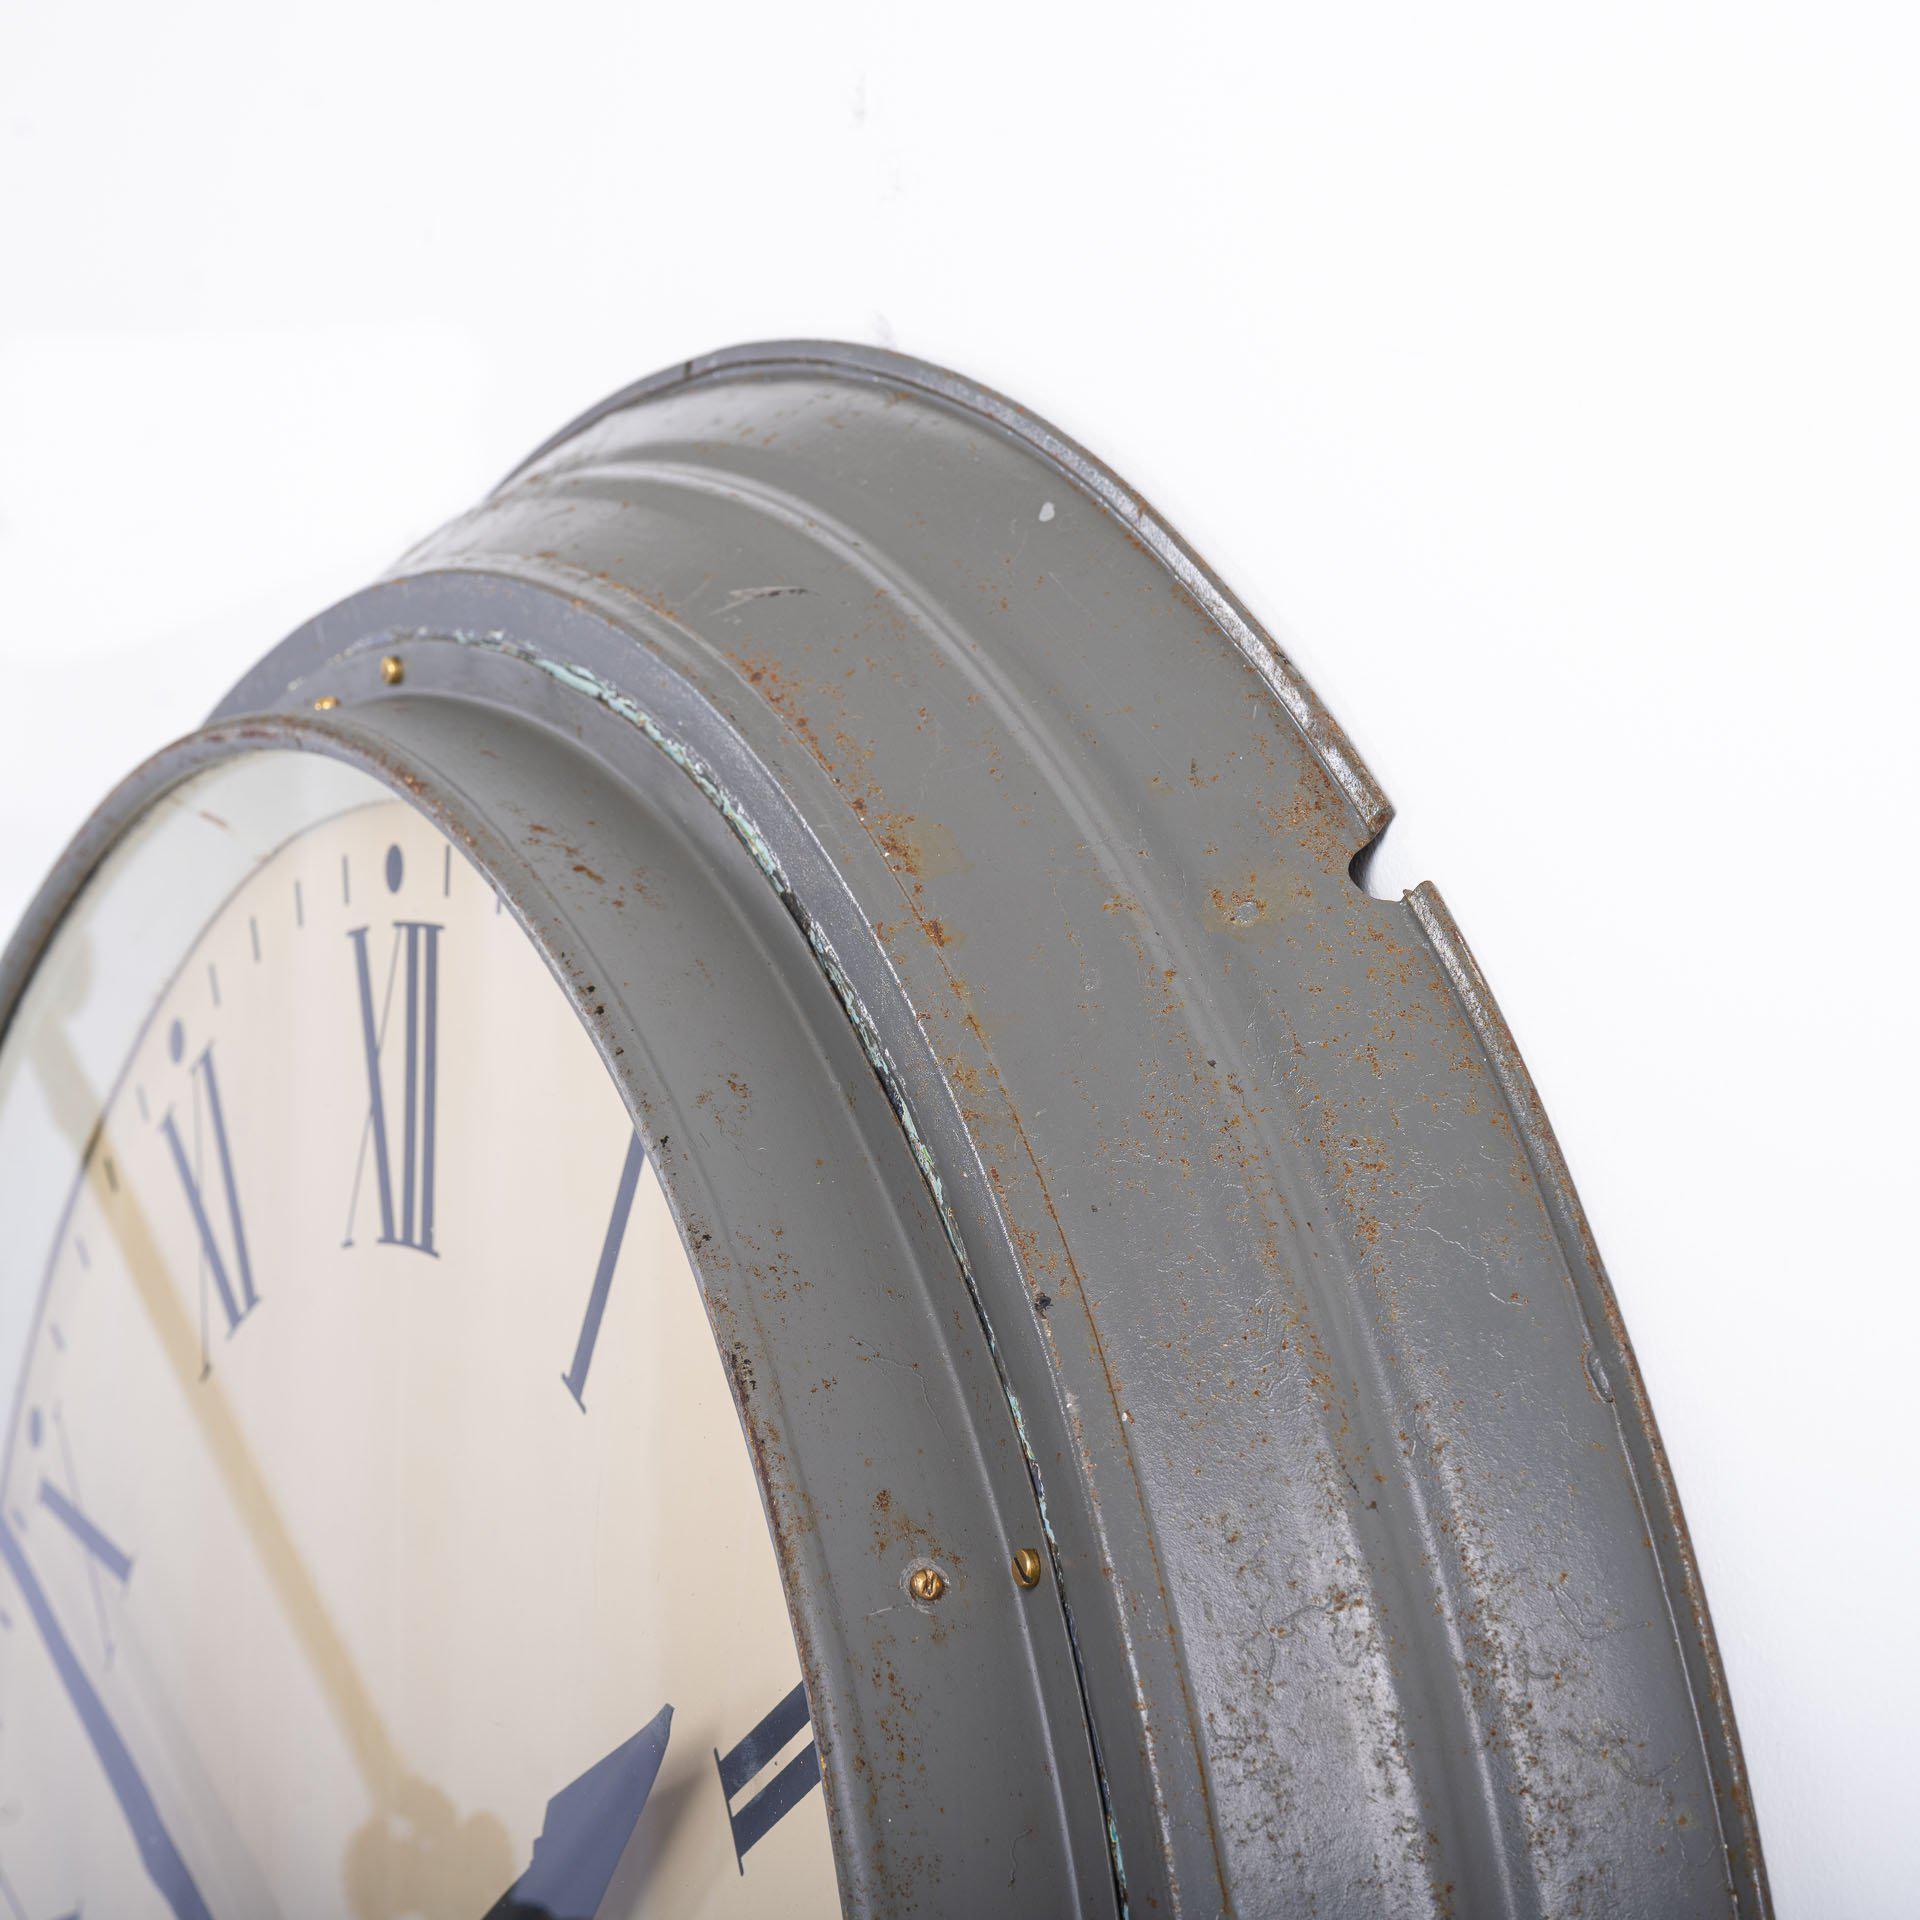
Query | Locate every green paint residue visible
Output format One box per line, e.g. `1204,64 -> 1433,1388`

450,627 -> 1129,1918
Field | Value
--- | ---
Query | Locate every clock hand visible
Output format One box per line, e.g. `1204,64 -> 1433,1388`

29,994 -> 506,1905
484,1705 -> 673,1920
26,1028 -> 414,1809
0,1515 -> 214,1920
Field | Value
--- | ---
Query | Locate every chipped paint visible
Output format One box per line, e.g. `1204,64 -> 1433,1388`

453,628 -> 1135,1915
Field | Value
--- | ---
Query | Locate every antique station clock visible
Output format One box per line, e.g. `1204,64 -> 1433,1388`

0,346 -> 1768,1918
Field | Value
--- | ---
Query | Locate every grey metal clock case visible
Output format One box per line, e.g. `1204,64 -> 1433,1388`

0,343 -> 1767,1918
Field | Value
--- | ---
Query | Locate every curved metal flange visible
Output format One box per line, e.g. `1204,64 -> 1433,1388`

207,343 -> 1768,1917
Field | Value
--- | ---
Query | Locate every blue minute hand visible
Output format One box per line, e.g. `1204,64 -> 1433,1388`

486,1705 -> 674,1920
0,1515 -> 213,1920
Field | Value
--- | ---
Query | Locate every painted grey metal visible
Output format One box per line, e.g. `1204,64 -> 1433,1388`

1,344 -> 1767,1918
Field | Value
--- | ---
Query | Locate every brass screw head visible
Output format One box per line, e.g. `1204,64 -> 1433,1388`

379,654 -> 405,686
312,694 -> 340,711
1012,1547 -> 1044,1589
907,1566 -> 946,1604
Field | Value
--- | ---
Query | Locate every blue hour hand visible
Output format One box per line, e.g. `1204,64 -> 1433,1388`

485,1705 -> 673,1920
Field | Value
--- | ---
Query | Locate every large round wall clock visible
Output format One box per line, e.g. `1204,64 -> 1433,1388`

0,345 -> 1768,1919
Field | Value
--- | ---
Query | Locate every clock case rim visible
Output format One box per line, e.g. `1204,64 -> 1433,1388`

0,689 -> 1117,1915
0,341 -> 1768,1920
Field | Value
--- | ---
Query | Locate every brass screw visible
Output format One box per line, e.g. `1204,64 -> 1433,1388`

312,694 -> 340,711
380,654 -> 405,686
1012,1547 -> 1044,1589
907,1566 -> 946,1604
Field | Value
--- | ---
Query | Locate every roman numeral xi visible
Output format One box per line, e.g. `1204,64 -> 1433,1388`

160,1043 -> 259,1339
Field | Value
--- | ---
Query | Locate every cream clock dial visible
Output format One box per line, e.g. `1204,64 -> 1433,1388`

0,759 -> 838,1919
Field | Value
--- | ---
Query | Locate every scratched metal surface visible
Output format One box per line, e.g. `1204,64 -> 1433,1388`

209,345 -> 1763,1917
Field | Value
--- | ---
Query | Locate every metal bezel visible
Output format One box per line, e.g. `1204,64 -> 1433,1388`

0,344 -> 1768,1918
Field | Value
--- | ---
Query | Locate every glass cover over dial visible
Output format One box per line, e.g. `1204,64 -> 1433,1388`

0,752 -> 839,1919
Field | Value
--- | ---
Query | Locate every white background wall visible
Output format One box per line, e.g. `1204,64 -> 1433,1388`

3,6 -> 1913,1911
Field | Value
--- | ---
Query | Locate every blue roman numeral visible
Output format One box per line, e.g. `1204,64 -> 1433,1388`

159,1045 -> 258,1336
347,921 -> 442,1255
38,1481 -> 133,1585
561,1133 -> 646,1411
0,1519 -> 210,1918
715,1681 -> 823,1871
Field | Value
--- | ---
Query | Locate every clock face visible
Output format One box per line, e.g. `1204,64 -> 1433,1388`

0,753 -> 840,1919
